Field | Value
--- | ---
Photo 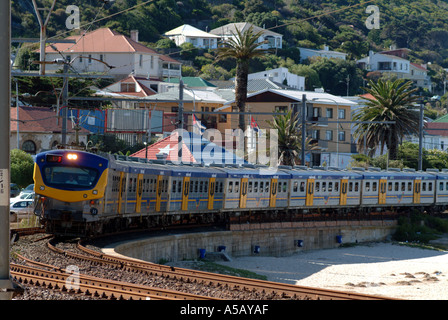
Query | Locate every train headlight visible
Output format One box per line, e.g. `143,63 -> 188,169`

92,190 -> 98,195
39,186 -> 45,191
67,153 -> 78,160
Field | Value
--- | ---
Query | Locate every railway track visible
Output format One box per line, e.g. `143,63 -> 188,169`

12,254 -> 218,301
70,239 -> 394,300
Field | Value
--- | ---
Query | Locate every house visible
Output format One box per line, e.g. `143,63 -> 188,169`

222,89 -> 357,168
42,28 -> 182,80
10,106 -> 89,154
164,24 -> 220,49
165,77 -> 217,90
357,50 -> 432,90
299,45 -> 347,62
209,22 -> 282,50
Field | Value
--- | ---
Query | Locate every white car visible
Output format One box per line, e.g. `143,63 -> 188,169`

10,200 -> 34,222
10,192 -> 35,203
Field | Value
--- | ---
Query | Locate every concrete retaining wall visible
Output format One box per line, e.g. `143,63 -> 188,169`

108,220 -> 397,263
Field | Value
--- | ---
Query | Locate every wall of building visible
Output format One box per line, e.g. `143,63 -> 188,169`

107,220 -> 397,263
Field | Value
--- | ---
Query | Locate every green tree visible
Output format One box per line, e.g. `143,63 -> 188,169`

353,79 -> 420,159
267,110 -> 317,166
215,25 -> 268,146
10,149 -> 34,188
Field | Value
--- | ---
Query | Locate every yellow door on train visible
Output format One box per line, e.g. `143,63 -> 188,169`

156,175 -> 163,212
208,177 -> 215,210
379,179 -> 387,204
340,179 -> 348,205
135,174 -> 143,213
306,179 -> 314,206
269,178 -> 278,207
118,172 -> 126,214
414,179 -> 421,204
240,178 -> 248,208
182,177 -> 190,211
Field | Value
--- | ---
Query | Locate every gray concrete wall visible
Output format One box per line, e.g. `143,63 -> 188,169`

109,220 -> 397,263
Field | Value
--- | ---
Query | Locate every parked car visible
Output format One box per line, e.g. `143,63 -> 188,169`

10,183 -> 20,198
10,192 -> 35,203
21,184 -> 34,194
10,199 -> 34,222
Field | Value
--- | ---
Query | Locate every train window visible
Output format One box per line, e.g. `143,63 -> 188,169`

422,182 -> 426,191
394,182 -> 398,192
204,181 -> 208,193
235,181 -> 239,193
199,181 -> 203,193
129,178 -> 133,192
322,182 -> 326,192
265,182 -> 269,192
446,182 -> 448,191
260,182 -> 264,192
408,182 -> 412,192
254,182 -> 258,193
372,182 -> 377,192
355,182 -> 359,192
219,182 -> 223,193
293,181 -> 298,192
178,181 -> 182,193
388,182 -> 392,191
194,181 -> 198,193
440,182 -> 444,191
248,182 -> 252,193
190,180 -> 194,193
300,182 -> 305,192
365,182 -> 370,192
401,182 -> 405,191
428,182 -> 432,192
328,182 -> 333,192
215,182 -> 219,193
335,182 -> 339,192
172,180 -> 177,193
316,182 -> 320,192
349,182 -> 353,192
165,180 -> 168,193
283,182 -> 287,192
228,181 -> 233,193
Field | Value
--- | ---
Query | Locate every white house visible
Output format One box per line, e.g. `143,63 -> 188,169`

164,24 -> 220,49
299,46 -> 347,62
246,67 -> 305,90
209,22 -> 282,50
43,28 -> 182,80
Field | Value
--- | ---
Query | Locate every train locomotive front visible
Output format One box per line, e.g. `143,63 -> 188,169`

33,150 -> 109,236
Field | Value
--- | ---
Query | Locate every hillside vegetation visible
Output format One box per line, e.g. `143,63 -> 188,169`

12,0 -> 448,95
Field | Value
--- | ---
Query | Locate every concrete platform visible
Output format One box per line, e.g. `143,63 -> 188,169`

102,220 -> 397,264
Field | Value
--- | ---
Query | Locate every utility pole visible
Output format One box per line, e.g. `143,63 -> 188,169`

61,60 -> 69,145
301,94 -> 307,166
32,0 -> 56,75
0,0 -> 14,300
418,100 -> 424,171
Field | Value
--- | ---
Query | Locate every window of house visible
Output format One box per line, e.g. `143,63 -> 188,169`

326,130 -> 333,141
338,109 -> 346,119
326,108 -> 333,118
22,140 -> 36,154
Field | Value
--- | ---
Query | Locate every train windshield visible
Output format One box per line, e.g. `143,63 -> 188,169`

42,165 -> 99,190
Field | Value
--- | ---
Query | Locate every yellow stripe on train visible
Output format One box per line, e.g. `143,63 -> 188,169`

33,165 -> 109,203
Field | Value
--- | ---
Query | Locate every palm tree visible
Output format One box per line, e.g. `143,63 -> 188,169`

267,110 -> 318,166
215,25 -> 268,150
353,79 -> 420,159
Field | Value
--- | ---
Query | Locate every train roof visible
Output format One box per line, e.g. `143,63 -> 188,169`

287,168 -> 363,180
216,165 -> 291,179
354,168 -> 436,180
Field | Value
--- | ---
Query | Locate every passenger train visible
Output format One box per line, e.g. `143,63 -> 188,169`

32,149 -> 448,237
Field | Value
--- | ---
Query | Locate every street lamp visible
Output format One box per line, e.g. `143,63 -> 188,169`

312,97 -> 340,168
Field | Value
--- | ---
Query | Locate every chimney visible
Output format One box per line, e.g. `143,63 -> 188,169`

130,30 -> 139,42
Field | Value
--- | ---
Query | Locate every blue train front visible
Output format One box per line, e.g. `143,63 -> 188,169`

34,150 -> 109,235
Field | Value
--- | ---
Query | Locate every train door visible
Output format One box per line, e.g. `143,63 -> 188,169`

182,177 -> 190,211
269,178 -> 278,207
379,179 -> 387,204
156,175 -> 163,212
306,178 -> 315,206
135,174 -> 143,213
239,178 -> 248,208
340,179 -> 348,205
414,179 -> 421,204
118,172 -> 126,214
208,177 -> 215,210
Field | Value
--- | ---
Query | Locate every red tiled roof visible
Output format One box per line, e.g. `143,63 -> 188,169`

10,106 -> 89,134
130,131 -> 196,163
45,28 -> 180,64
425,122 -> 448,136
